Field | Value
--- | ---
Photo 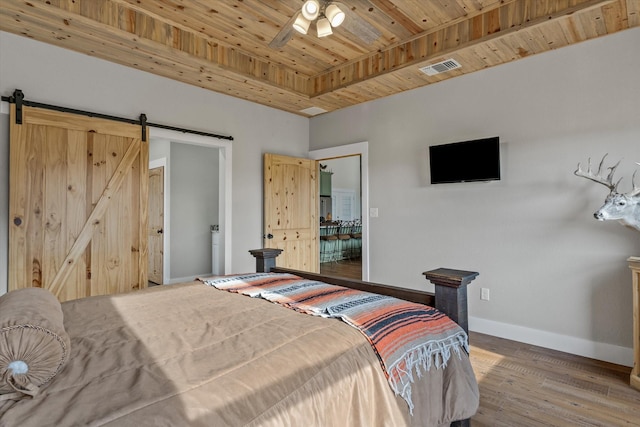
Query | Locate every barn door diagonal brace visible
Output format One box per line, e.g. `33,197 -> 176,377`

47,140 -> 142,297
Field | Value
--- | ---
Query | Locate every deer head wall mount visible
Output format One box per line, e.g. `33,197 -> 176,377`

574,154 -> 640,232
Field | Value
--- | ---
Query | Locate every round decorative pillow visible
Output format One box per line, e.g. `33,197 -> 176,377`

0,287 -> 71,400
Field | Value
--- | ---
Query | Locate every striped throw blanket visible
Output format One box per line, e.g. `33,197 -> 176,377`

199,273 -> 469,414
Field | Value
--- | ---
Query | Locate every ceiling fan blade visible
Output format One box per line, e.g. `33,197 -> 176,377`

269,13 -> 297,49
334,2 -> 381,45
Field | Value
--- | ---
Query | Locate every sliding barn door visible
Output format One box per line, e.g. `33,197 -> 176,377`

9,105 -> 148,302
264,153 -> 319,273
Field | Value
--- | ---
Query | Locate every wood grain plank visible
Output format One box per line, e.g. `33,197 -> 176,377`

469,332 -> 640,427
65,130 -> 89,300
103,134 -> 126,296
21,106 -> 141,139
136,138 -> 149,291
89,132 -> 107,297
628,0 -> 640,26
8,104 -> 28,291
24,124 -> 45,290
42,126 -> 68,298
312,0 -> 617,96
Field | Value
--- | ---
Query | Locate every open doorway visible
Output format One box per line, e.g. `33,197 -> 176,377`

317,156 -> 362,280
310,142 -> 369,281
148,127 -> 232,284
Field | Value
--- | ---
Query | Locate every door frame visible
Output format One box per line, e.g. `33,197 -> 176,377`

309,142 -> 369,281
149,127 -> 232,282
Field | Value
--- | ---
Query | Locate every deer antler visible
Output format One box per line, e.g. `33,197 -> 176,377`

574,154 -> 622,192
632,169 -> 640,197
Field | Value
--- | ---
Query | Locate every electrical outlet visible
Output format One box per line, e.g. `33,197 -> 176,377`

480,288 -> 490,301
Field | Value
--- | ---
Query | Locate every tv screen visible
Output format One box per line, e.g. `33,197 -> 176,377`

429,137 -> 500,184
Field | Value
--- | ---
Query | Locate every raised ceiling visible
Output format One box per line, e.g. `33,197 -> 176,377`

1,0 -> 638,116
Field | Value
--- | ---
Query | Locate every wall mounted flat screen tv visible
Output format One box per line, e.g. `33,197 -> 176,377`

429,136 -> 500,184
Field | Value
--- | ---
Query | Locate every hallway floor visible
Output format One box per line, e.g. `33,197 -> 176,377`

319,258 -> 362,280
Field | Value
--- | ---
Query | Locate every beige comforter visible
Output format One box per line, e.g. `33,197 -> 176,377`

0,281 -> 478,426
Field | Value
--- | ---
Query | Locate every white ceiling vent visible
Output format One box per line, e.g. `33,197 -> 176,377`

419,58 -> 462,76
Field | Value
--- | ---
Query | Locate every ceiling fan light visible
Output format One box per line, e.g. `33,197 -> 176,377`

325,4 -> 345,27
317,17 -> 333,37
292,13 -> 310,34
301,0 -> 320,21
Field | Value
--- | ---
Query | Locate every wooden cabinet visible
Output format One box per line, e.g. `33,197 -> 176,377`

629,256 -> 640,391
320,171 -> 332,196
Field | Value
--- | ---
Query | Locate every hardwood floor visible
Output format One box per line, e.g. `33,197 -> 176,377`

320,258 -> 362,280
469,332 -> 640,426
319,260 -> 640,425
320,260 -> 640,427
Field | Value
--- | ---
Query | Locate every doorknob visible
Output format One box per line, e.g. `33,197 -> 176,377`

157,228 -> 163,234
263,233 -> 274,239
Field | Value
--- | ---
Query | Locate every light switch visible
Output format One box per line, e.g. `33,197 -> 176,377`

370,208 -> 379,218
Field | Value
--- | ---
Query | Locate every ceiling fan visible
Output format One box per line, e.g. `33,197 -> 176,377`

269,1 -> 382,49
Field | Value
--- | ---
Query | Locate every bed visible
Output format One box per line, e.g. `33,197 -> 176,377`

0,249 -> 479,427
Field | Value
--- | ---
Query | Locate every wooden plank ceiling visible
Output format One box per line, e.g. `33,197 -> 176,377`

1,0 -> 638,116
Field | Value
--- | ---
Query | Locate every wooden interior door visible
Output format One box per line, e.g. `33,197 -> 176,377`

264,153 -> 319,273
148,166 -> 164,285
9,105 -> 148,302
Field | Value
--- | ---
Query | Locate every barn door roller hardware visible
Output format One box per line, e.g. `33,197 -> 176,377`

0,89 -> 26,123
1,89 -> 234,142
9,89 -> 24,124
140,113 -> 147,142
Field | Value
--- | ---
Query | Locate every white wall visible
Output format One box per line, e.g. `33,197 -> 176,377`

170,143 -> 219,278
149,140 -> 221,281
310,28 -> 640,365
0,31 -> 309,295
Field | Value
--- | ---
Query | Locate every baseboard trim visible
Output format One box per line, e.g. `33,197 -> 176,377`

469,316 -> 634,367
165,274 -> 204,285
